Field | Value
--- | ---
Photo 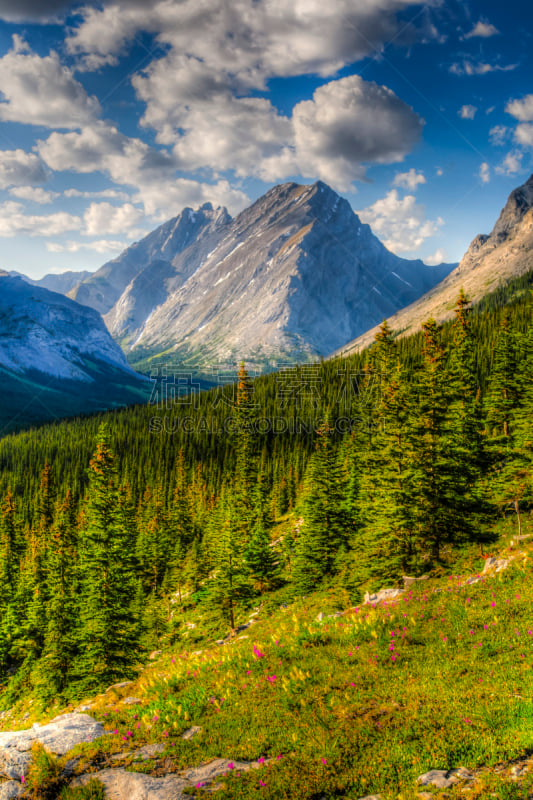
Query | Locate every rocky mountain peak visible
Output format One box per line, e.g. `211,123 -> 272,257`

490,173 -> 533,241
70,201 -> 232,316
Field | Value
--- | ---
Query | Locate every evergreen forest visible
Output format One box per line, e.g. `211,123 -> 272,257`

0,271 -> 532,707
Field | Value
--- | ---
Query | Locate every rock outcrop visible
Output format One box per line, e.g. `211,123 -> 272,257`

72,757 -> 261,800
0,714 -> 105,780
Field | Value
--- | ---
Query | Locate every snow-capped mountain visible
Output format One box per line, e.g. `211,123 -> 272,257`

73,181 -> 455,369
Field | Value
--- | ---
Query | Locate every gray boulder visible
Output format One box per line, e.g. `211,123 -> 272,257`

417,767 -> 473,788
72,769 -> 189,800
483,557 -> 509,574
73,758 -> 260,799
0,782 -> 24,799
0,713 -> 105,780
364,588 -> 403,605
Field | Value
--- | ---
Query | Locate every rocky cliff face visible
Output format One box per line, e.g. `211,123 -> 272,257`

69,204 -> 231,318
332,173 -> 533,357
0,275 -> 135,381
0,275 -> 150,434
10,270 -> 92,295
79,181 -> 452,369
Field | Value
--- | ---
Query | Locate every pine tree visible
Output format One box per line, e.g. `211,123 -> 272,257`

233,362 -> 257,540
410,319 -> 458,563
490,323 -> 533,535
76,424 -> 140,689
356,321 -> 417,583
0,491 -> 19,675
293,416 -> 348,593
35,490 -> 77,699
486,314 -> 527,532
447,290 -> 492,546
244,477 -> 279,591
208,491 -> 251,629
487,311 -> 520,439
24,462 -> 57,667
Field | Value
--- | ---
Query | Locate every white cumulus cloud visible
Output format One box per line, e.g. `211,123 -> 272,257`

66,0 -> 437,78
464,20 -> 499,39
0,37 -> 100,129
288,76 -> 423,191
450,60 -> 517,76
506,94 -> 533,122
459,104 -> 477,120
495,151 -> 524,175
82,201 -> 145,238
0,201 -> 80,237
357,189 -> 443,254
0,149 -> 48,189
479,162 -> 490,183
64,188 -> 131,200
393,168 -> 426,190
46,239 -> 128,254
424,247 -> 448,265
489,125 -> 510,146
9,186 -> 59,204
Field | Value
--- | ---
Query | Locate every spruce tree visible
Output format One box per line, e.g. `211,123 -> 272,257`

356,321 -> 417,583
487,311 -> 520,439
208,491 -> 250,629
410,319 -> 458,563
76,424 -> 140,690
35,490 -> 77,699
233,362 -> 257,540
0,491 -> 19,676
447,290 -> 492,545
293,416 -> 348,593
244,477 -> 279,591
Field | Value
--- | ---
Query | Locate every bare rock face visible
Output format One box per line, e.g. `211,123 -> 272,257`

73,758 -> 261,799
0,714 -> 106,780
72,181 -> 453,369
0,781 -> 24,799
0,276 -> 135,382
126,182 -> 452,367
10,270 -> 92,296
333,173 -> 533,357
70,204 -> 231,319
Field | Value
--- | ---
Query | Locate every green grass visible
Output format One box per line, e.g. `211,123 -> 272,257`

3,517 -> 532,799
37,533 -> 531,799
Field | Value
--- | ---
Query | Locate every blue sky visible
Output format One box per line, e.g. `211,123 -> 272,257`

0,0 -> 531,279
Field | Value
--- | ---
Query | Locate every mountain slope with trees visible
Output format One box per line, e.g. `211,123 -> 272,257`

0,269 -> 531,709
333,173 -> 533,357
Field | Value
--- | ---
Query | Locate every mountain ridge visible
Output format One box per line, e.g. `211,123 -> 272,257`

0,275 -> 150,435
330,173 -> 533,357
71,181 -> 455,370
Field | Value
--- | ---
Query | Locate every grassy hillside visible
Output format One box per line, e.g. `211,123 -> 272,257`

4,518 -> 532,800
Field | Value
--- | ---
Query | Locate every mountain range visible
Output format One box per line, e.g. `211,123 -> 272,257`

10,269 -> 92,295
331,173 -> 533,357
4,174 -> 533,435
0,273 -> 149,435
69,181 -> 455,370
